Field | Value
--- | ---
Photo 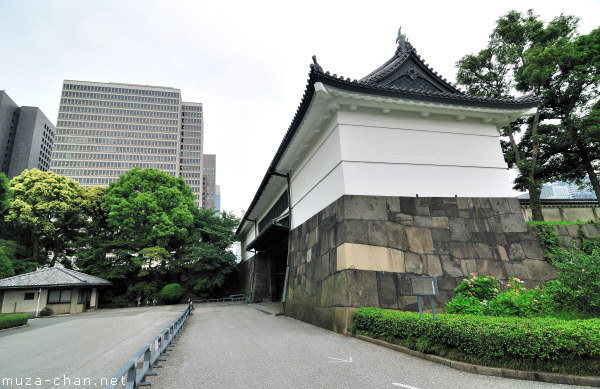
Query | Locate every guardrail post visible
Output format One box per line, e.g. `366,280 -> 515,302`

126,363 -> 136,389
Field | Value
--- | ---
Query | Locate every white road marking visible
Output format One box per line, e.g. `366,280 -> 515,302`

392,383 -> 421,389
327,356 -> 353,363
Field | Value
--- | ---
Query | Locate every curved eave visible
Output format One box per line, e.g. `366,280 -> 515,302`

315,72 -> 539,110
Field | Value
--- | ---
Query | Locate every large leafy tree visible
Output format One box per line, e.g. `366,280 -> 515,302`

172,208 -> 239,297
456,10 -> 581,220
103,167 -> 197,253
102,168 -> 198,300
538,28 -> 600,198
0,173 -> 10,216
6,169 -> 83,265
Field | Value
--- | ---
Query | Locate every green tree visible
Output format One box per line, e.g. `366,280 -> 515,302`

174,209 -> 239,297
0,247 -> 15,279
456,10 -> 580,220
0,173 -> 10,216
537,29 -> 600,199
6,169 -> 83,265
103,168 -> 196,254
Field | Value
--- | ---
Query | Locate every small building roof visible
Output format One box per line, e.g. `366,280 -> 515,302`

0,267 -> 112,289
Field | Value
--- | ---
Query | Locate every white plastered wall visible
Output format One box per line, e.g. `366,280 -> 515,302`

337,110 -> 514,198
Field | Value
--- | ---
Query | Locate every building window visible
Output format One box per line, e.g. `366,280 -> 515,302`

24,292 -> 35,300
47,289 -> 72,304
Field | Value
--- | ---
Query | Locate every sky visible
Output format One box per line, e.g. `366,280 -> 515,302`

1,0 -> 599,218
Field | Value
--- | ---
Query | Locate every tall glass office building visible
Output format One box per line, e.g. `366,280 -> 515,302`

51,80 -> 204,205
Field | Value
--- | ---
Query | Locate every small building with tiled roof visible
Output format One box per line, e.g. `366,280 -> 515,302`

0,267 -> 111,316
237,33 -> 554,333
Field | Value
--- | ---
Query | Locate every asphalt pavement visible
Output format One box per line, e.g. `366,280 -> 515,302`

150,303 -> 589,389
0,304 -> 187,389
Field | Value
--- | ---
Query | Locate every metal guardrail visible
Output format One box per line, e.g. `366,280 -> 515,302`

104,302 -> 194,389
193,294 -> 247,304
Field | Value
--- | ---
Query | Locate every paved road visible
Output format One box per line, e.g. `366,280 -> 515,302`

0,305 -> 187,389
151,304 -> 588,389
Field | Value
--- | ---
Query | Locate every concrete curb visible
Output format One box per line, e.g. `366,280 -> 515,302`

350,333 -> 600,388
0,323 -> 30,332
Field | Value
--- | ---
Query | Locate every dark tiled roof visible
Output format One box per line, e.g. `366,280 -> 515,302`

310,41 -> 539,108
0,267 -> 111,289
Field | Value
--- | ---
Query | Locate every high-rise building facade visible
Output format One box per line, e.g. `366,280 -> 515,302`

0,91 -> 55,179
202,154 -> 217,210
51,80 -> 204,205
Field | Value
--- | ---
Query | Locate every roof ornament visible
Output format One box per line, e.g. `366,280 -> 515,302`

396,27 -> 408,46
311,55 -> 323,72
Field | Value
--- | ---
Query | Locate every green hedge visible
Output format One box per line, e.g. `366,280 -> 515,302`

352,307 -> 600,361
0,314 -> 28,330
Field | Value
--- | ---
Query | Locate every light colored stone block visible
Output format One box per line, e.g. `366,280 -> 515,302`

336,243 -> 405,272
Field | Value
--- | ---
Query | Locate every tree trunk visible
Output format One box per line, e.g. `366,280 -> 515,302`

528,109 -> 544,221
32,234 -> 39,262
583,158 -> 600,201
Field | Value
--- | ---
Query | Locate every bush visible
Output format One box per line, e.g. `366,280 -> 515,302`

454,274 -> 499,301
352,307 -> 600,362
0,314 -> 28,329
531,224 -> 600,315
446,275 -> 547,318
159,283 -> 185,304
39,307 -> 53,316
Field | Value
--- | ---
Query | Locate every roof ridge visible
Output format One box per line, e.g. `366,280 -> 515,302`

56,267 -> 87,282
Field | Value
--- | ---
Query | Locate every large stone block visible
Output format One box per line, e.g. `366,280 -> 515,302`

367,220 -> 388,247
441,255 -> 464,277
346,270 -> 379,307
386,222 -> 409,250
523,259 -> 558,281
398,295 -> 419,311
431,228 -> 452,243
344,195 -> 388,221
423,254 -> 443,276
503,262 -> 527,279
448,241 -> 469,259
476,259 -> 506,278
460,259 -> 477,275
498,214 -> 528,233
404,251 -> 423,274
432,216 -> 449,229
448,218 -> 471,242
336,243 -> 404,273
508,243 -> 525,261
376,272 -> 399,309
333,307 -> 356,334
386,197 -> 401,213
319,276 -> 335,307
405,227 -> 434,254
342,219 -> 369,245
399,197 -> 416,215
436,276 -> 458,291
333,272 -> 350,306
414,216 -> 434,228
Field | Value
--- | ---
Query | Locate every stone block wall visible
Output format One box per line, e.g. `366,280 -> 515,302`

285,195 -> 562,333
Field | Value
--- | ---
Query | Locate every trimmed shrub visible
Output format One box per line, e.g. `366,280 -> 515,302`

0,314 -> 28,330
352,307 -> 600,362
159,283 -> 185,304
40,307 -> 53,316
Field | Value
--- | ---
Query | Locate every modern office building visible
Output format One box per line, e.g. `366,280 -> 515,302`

0,91 -> 55,179
51,80 -> 204,205
201,154 -> 218,210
